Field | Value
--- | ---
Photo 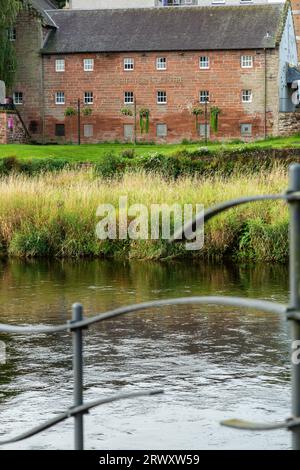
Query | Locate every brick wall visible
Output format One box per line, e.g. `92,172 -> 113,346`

0,112 -> 28,144
42,48 -> 280,143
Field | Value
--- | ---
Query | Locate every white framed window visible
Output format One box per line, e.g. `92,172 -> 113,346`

199,90 -> 209,103
55,92 -> 65,105
156,123 -> 167,137
241,123 -> 252,136
124,58 -> 134,71
199,56 -> 209,69
84,124 -> 93,138
55,59 -> 65,72
13,92 -> 23,105
83,59 -> 94,71
241,55 -> 253,68
8,27 -> 16,42
124,91 -> 134,104
157,90 -> 167,104
242,89 -> 252,103
84,92 -> 94,105
156,57 -> 167,70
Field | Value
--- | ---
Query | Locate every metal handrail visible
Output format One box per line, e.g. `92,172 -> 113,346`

0,296 -> 288,334
0,390 -> 163,446
0,164 -> 300,450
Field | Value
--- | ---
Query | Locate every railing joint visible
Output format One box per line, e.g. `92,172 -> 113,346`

67,406 -> 90,418
286,308 -> 300,322
67,318 -> 88,333
285,190 -> 300,201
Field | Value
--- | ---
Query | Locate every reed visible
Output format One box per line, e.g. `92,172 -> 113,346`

0,166 -> 290,261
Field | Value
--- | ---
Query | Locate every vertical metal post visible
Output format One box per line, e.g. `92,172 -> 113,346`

134,95 -> 137,145
288,164 -> 300,450
72,303 -> 84,450
205,99 -> 208,145
77,99 -> 81,146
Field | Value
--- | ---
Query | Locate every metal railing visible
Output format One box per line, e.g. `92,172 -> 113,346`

1,164 -> 300,450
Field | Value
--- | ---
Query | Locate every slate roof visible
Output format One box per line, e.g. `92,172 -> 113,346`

42,4 -> 286,55
30,0 -> 58,28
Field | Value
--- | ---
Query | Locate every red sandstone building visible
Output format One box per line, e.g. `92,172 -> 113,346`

4,1 -> 300,143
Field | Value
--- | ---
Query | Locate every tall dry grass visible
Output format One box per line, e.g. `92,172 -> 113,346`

0,166 -> 290,261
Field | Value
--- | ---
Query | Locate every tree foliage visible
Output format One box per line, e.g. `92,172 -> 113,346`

0,0 -> 23,87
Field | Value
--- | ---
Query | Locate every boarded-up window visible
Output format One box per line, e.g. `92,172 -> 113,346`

29,121 -> 38,134
199,124 -> 210,138
156,123 -> 167,137
124,124 -> 134,140
84,124 -> 93,138
55,124 -> 65,137
241,123 -> 252,136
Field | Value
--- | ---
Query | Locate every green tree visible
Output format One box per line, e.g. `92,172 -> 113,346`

0,0 -> 23,87
0,1 -> 65,88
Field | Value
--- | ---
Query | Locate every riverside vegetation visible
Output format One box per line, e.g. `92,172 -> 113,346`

0,159 -> 289,261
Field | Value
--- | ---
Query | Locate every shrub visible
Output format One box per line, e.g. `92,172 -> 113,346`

121,149 -> 135,159
93,152 -> 126,178
0,156 -> 20,175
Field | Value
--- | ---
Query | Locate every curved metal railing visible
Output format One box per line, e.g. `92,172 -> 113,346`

1,164 -> 300,450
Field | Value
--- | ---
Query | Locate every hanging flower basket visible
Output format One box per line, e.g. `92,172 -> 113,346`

121,107 -> 133,117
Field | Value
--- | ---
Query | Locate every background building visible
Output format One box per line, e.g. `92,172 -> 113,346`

69,0 -> 277,8
64,1 -> 300,65
5,1 -> 300,144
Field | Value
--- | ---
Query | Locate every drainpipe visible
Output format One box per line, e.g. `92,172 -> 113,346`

134,95 -> 137,145
41,55 -> 45,144
264,48 -> 267,139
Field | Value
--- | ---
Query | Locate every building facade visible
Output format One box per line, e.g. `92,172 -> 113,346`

5,1 -> 300,144
70,0 -> 277,9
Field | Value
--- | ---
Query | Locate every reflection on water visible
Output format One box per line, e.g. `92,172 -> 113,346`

0,259 -> 292,449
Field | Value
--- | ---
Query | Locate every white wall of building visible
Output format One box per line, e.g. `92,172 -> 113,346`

69,0 -> 283,10
70,0 -> 154,9
279,6 -> 298,112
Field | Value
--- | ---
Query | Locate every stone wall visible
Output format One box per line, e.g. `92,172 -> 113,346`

11,11 -> 44,142
0,112 -> 28,144
278,111 -> 300,136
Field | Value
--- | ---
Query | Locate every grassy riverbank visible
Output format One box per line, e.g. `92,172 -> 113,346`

1,135 -> 300,162
0,167 -> 289,261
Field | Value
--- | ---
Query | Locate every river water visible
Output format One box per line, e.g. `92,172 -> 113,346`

0,259 -> 292,449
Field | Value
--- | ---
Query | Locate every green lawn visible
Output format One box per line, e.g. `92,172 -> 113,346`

1,135 -> 300,162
